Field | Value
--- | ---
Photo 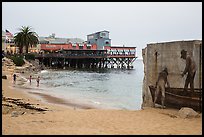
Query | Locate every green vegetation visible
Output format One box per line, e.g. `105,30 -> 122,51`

25,53 -> 35,60
9,55 -> 25,66
14,26 -> 39,54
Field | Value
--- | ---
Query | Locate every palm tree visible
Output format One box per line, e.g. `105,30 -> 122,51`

14,26 -> 39,54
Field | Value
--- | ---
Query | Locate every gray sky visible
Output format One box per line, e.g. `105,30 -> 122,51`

2,2 -> 202,59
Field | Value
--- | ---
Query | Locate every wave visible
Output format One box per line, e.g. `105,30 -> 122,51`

41,70 -> 49,73
66,82 -> 74,86
91,101 -> 101,105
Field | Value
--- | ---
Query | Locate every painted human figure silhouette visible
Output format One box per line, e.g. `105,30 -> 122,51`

153,67 -> 170,109
180,50 -> 196,93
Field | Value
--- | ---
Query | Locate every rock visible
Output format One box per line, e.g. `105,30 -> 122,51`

2,75 -> 7,79
11,111 -> 26,117
11,111 -> 19,117
178,107 -> 200,118
21,112 -> 26,115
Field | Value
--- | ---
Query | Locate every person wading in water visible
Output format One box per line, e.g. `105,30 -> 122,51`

36,76 -> 40,87
29,75 -> 32,85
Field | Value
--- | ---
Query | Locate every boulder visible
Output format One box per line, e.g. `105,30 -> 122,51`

178,107 -> 200,118
2,75 -> 7,79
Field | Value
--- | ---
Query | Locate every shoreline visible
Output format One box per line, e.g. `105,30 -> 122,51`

9,70 -> 107,110
28,92 -> 98,109
4,68 -> 97,109
2,67 -> 202,135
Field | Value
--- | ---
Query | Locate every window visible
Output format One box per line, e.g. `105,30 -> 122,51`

88,35 -> 94,39
72,43 -> 77,48
100,32 -> 106,38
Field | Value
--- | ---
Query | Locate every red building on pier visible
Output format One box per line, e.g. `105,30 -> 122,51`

40,43 -> 97,52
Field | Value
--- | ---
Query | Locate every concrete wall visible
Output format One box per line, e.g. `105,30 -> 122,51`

142,40 -> 202,108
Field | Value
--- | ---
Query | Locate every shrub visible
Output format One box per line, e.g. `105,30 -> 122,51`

10,55 -> 25,66
25,53 -> 35,60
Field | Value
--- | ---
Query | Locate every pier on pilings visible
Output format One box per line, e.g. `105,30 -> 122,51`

35,49 -> 137,69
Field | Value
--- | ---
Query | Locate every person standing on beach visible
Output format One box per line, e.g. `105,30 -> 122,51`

29,75 -> 32,85
180,49 -> 197,93
36,76 -> 40,87
153,67 -> 170,109
13,73 -> 16,84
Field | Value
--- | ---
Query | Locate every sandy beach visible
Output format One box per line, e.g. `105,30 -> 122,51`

2,67 -> 202,135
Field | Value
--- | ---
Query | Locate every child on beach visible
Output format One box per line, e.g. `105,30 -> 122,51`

36,76 -> 40,87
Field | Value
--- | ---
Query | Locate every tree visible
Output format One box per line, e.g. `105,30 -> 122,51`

14,26 -> 39,54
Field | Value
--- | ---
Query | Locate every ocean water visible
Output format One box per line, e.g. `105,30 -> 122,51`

24,59 -> 144,110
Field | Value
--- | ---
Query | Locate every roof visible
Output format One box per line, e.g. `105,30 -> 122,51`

49,38 -> 67,44
39,36 -> 84,44
68,38 -> 84,43
87,30 -> 109,36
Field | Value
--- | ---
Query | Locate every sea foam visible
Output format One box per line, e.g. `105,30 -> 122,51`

41,70 -> 49,73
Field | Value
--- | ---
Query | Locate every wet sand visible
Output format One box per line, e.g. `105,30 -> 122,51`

29,92 -> 97,109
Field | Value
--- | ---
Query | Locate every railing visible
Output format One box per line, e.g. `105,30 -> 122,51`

35,53 -> 108,58
35,52 -> 136,59
107,53 -> 135,58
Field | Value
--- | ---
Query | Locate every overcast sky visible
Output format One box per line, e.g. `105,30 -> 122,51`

2,2 -> 202,59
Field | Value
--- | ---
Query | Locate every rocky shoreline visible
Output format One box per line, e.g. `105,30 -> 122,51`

2,57 -> 45,76
2,57 -> 49,117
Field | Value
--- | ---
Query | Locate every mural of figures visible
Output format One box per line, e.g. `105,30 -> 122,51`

180,49 -> 197,93
149,52 -> 201,111
142,40 -> 202,112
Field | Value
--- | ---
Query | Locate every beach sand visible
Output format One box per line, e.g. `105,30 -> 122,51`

2,70 -> 202,135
